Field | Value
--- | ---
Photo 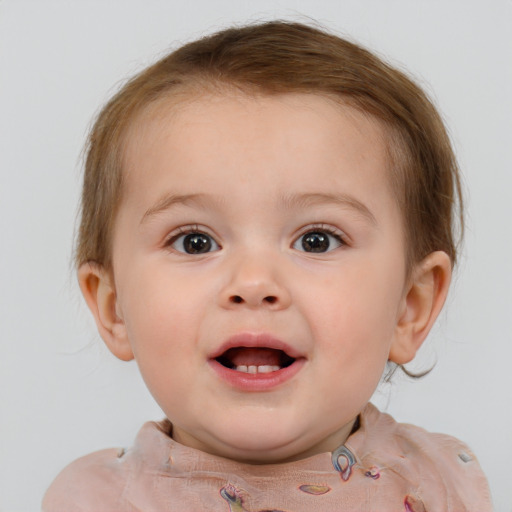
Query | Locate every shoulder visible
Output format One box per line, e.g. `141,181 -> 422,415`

42,420 -> 171,512
400,425 -> 492,510
42,447 -> 131,512
350,404 -> 493,511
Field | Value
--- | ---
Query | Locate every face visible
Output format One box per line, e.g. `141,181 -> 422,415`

110,92 -> 410,463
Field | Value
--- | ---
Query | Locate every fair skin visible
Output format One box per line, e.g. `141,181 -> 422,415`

79,92 -> 451,464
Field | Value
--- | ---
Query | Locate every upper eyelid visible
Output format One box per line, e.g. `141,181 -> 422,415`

294,223 -> 348,242
164,225 -> 219,245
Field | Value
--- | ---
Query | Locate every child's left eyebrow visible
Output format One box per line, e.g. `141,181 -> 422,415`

281,192 -> 377,225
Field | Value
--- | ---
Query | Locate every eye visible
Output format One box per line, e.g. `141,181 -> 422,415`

168,231 -> 220,254
293,229 -> 344,253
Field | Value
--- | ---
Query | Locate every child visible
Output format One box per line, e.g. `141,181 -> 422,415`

43,21 -> 492,511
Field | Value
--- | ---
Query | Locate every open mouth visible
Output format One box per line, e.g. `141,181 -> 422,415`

215,347 -> 296,374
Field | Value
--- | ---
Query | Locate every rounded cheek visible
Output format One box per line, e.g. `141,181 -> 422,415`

119,271 -> 202,378
127,312 -> 201,421
305,273 -> 399,386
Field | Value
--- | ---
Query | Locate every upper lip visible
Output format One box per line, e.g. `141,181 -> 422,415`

210,332 -> 304,360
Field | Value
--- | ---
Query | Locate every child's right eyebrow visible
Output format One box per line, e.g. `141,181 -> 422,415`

140,193 -> 212,224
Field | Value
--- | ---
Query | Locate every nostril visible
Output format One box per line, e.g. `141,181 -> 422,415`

229,295 -> 278,305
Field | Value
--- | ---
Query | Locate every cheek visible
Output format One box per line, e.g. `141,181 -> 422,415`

307,262 -> 403,359
118,267 -> 202,356
120,279 -> 201,403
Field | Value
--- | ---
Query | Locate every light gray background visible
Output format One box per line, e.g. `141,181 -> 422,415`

1,1 -> 510,510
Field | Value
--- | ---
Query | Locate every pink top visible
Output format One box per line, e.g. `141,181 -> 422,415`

43,403 -> 492,511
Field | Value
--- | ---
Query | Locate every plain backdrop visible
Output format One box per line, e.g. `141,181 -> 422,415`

1,1 -> 511,510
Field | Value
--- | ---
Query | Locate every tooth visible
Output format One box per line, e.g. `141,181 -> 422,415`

258,365 -> 274,373
234,364 -> 283,374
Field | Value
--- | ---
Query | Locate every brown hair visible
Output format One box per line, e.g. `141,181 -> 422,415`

76,20 -> 463,274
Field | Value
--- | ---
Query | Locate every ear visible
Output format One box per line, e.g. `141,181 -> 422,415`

389,251 -> 452,365
78,263 -> 134,361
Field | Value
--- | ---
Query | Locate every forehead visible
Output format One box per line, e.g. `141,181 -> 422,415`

121,91 -> 394,197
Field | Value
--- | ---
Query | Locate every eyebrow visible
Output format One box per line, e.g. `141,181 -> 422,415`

281,192 -> 377,225
141,193 -> 212,223
141,191 -> 376,225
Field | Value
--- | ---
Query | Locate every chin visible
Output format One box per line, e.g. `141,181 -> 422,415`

208,422 -> 313,464
219,443 -> 301,465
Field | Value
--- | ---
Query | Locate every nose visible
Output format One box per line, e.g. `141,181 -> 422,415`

219,252 -> 292,310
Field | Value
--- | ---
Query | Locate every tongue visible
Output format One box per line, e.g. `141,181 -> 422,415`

224,347 -> 283,367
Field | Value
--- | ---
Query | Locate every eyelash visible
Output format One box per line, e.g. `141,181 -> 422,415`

164,225 -> 221,254
293,224 -> 347,253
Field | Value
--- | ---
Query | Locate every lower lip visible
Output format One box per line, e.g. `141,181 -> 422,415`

209,358 -> 305,391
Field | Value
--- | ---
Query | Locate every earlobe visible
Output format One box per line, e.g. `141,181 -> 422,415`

389,251 -> 452,365
77,263 -> 134,361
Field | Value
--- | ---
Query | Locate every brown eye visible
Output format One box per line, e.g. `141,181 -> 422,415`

302,232 -> 329,252
183,233 -> 211,253
293,229 -> 343,253
170,232 -> 220,254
